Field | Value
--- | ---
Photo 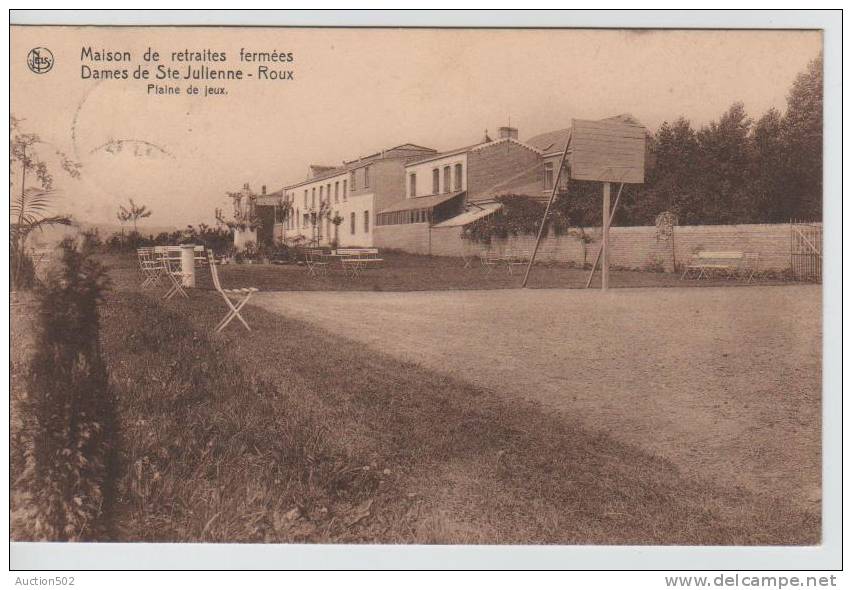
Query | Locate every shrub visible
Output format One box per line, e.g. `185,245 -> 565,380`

17,239 -> 114,540
463,194 -> 572,245
10,247 -> 36,290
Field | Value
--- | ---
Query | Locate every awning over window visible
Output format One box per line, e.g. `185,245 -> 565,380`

432,203 -> 503,228
379,191 -> 465,214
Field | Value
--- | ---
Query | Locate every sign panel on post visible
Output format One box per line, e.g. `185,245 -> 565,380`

569,119 -> 646,184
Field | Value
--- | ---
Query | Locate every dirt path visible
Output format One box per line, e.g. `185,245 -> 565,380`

253,285 -> 822,512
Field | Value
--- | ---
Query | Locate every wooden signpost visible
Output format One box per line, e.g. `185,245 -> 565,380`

522,116 -> 646,291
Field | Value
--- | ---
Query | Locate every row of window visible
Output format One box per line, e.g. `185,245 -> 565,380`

376,209 -> 430,227
410,162 -> 463,197
286,178 -> 349,212
283,165 -> 375,212
285,209 -> 371,236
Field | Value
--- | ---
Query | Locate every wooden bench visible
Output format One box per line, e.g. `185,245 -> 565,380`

681,251 -> 758,281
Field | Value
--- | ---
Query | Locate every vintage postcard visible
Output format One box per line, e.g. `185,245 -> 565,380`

8,11 -> 840,573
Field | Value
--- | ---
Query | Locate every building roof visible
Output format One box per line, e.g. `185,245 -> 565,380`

432,202 -> 503,228
526,115 -> 645,155
525,128 -> 572,155
282,143 -> 437,191
406,137 -> 541,167
379,191 -> 465,214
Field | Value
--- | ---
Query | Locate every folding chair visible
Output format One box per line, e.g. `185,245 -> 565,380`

158,247 -> 191,300
741,252 -> 760,283
480,250 -> 502,274
506,250 -> 530,275
305,249 -> 330,278
207,250 -> 259,333
137,247 -> 162,287
193,245 -> 207,268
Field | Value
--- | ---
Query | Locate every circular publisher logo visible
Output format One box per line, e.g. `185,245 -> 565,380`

27,47 -> 54,74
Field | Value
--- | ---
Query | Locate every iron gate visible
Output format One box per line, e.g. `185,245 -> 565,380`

790,221 -> 822,283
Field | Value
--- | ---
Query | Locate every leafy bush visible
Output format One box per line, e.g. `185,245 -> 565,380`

10,248 -> 36,290
105,224 -> 233,255
17,239 -> 114,540
463,194 -> 572,245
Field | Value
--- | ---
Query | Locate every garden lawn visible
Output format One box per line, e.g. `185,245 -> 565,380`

209,251 -> 791,292
87,257 -> 818,544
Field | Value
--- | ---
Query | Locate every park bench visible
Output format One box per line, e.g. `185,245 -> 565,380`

681,251 -> 759,281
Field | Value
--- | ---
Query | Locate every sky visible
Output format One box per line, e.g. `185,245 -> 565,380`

11,26 -> 822,229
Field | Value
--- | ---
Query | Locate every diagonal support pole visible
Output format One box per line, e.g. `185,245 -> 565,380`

522,130 -> 572,288
584,182 -> 625,289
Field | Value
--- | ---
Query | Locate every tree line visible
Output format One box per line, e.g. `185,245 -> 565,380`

557,53 -> 823,228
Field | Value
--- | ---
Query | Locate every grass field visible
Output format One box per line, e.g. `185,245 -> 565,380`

253,286 -> 822,514
209,251 -> 792,292
10,254 -> 820,544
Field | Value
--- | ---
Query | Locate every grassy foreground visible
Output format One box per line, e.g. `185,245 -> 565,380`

93,258 -> 818,544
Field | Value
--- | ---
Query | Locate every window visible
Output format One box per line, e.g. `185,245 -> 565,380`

454,163 -> 463,191
343,179 -> 347,201
327,183 -> 331,202
544,162 -> 554,190
432,168 -> 440,194
304,190 -> 308,208
409,173 -> 417,197
443,166 -> 451,193
296,208 -> 300,230
364,210 -> 370,233
303,213 -> 308,228
350,212 -> 356,235
364,166 -> 370,188
350,170 -> 356,191
334,181 -> 339,203
319,185 -> 324,203
311,188 -> 316,208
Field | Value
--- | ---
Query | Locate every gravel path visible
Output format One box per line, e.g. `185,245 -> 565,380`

253,285 -> 822,510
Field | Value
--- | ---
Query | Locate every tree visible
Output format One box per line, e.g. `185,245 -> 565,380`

117,198 -> 152,233
615,118 -> 701,225
18,240 -> 113,540
749,108 -> 787,222
695,102 -> 754,224
274,196 -> 294,243
781,53 -> 823,220
10,116 -> 81,288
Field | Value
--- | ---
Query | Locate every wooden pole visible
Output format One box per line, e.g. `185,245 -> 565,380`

602,182 -> 611,291
522,130 -> 571,288
584,182 -> 624,288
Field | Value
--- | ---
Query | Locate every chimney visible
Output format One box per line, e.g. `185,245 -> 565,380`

262,185 -> 267,195
498,126 -> 518,140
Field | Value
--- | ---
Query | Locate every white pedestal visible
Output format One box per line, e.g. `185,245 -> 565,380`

180,245 -> 196,287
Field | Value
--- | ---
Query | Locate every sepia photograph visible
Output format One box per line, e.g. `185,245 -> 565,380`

7,9 -> 841,573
